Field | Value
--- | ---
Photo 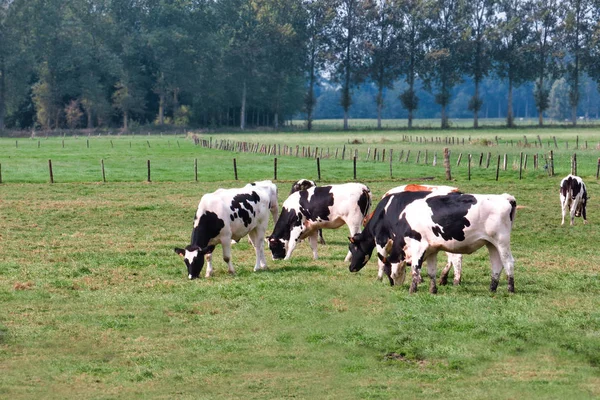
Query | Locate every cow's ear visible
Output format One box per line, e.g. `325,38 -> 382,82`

384,238 -> 394,254
174,248 -> 185,256
200,245 -> 216,254
377,253 -> 388,264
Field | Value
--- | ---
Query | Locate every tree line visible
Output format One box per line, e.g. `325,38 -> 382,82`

1,0 -> 599,132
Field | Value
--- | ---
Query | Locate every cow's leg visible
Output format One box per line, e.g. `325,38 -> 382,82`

283,230 -> 300,260
345,223 -> 362,262
221,240 -> 235,275
561,199 -> 568,225
409,243 -> 426,294
426,253 -> 438,294
499,245 -> 515,293
248,229 -> 267,271
439,256 -> 451,286
487,243 -> 504,292
204,252 -> 214,278
377,258 -> 385,281
318,229 -> 326,245
570,200 -> 577,226
452,254 -> 463,285
307,231 -> 319,260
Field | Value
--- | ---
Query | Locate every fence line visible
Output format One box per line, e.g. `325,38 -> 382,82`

2,134 -> 598,183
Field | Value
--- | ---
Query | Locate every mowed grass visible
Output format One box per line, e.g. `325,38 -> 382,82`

1,127 -> 600,399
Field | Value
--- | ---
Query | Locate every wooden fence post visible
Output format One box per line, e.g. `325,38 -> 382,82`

597,158 -> 600,180
194,158 -> 198,182
468,154 -> 471,181
456,153 -> 462,167
389,149 -> 393,178
101,159 -> 106,183
49,159 -> 54,184
147,160 -> 151,182
317,157 -> 321,181
274,158 -> 278,180
571,153 -> 577,176
233,158 -> 238,180
353,156 -> 357,180
548,151 -> 554,176
444,148 -> 451,181
0,163 -> 2,184
495,155 -> 501,181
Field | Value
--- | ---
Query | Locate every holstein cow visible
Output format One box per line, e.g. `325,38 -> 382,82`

289,179 -> 326,245
174,185 -> 271,279
349,191 -> 517,293
362,184 -> 464,286
269,182 -> 371,261
560,174 -> 588,225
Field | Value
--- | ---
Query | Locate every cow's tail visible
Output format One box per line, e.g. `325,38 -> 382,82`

502,193 -> 517,225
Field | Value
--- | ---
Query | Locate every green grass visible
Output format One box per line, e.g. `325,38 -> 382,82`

1,127 -> 600,398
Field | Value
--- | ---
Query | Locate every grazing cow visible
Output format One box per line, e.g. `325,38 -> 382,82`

349,191 -> 517,293
289,179 -> 326,245
361,184 -> 464,286
174,185 -> 271,279
560,174 -> 588,225
269,182 -> 371,261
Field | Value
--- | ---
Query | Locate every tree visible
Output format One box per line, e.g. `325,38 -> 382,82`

363,0 -> 402,129
304,0 -> 335,131
561,0 -> 594,125
422,0 -> 465,129
462,0 -> 495,128
492,0 -> 535,127
528,0 -> 563,126
330,0 -> 370,130
397,0 -> 430,128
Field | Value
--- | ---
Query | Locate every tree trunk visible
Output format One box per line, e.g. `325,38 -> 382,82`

123,110 -> 128,131
506,78 -> 514,127
473,80 -> 479,129
158,93 -> 165,125
377,85 -> 383,130
441,104 -> 449,129
240,80 -> 247,130
343,109 -> 349,130
86,108 -> 93,129
0,56 -> 5,131
408,108 -> 413,129
274,112 -> 279,129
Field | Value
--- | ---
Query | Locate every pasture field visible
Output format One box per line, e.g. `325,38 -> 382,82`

1,127 -> 600,399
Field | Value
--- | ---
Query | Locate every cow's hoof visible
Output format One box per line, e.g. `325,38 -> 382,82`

439,275 -> 448,286
429,281 -> 437,294
508,276 -> 515,293
453,279 -> 461,286
490,277 -> 499,292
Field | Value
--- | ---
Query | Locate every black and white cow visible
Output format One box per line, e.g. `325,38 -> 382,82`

376,184 -> 464,286
289,179 -> 326,245
269,182 -> 371,261
349,191 -> 517,293
560,174 -> 588,226
174,185 -> 271,279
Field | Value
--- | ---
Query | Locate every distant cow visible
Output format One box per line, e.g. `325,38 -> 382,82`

560,174 -> 588,225
269,182 -> 371,261
174,185 -> 271,279
349,191 -> 517,293
289,179 -> 325,245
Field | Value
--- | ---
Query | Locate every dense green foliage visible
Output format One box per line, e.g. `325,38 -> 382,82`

1,128 -> 600,398
1,0 -> 600,132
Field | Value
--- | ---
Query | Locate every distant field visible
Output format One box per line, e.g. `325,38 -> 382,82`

1,127 -> 600,398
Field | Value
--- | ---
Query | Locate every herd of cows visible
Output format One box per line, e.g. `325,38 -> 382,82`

174,174 -> 590,294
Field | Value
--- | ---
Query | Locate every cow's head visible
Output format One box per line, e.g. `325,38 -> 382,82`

174,245 -> 215,279
348,233 -> 375,272
268,236 -> 287,260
